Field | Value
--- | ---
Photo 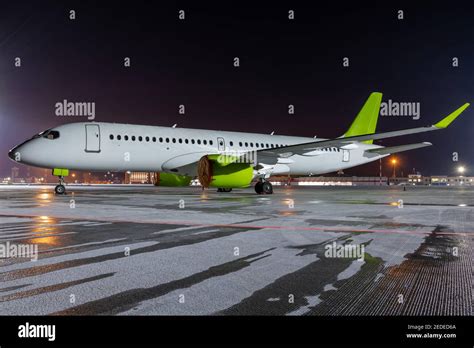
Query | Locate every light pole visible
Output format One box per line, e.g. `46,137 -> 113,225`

391,158 -> 397,178
379,158 -> 382,185
457,165 -> 465,176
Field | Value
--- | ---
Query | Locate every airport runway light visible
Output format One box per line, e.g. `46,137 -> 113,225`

457,166 -> 466,176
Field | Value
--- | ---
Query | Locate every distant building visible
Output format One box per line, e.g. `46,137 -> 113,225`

408,174 -> 422,184
125,172 -> 152,184
446,176 -> 473,186
11,167 -> 19,182
272,175 -> 474,187
82,172 -> 92,184
280,176 -> 390,186
430,175 -> 448,186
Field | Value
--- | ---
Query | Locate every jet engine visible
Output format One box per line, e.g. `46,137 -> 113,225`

197,155 -> 253,188
152,172 -> 192,186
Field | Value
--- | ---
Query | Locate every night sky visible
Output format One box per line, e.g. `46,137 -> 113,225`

1,1 -> 472,178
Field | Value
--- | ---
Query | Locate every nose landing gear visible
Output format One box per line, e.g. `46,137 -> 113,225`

55,176 -> 66,195
52,168 -> 69,195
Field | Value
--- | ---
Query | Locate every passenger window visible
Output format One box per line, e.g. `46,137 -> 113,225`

159,137 -> 163,142
245,142 -> 248,147
197,139 -> 201,145
117,135 -> 122,140
132,136 -> 136,141
152,137 -> 156,142
239,142 -> 243,147
191,139 -> 195,144
172,138 -> 176,143
146,136 -> 150,142
179,138 -> 183,143
166,138 -> 170,143
138,136 -> 143,142
229,141 -> 233,146
203,140 -> 207,145
185,139 -> 189,144
110,134 -> 114,140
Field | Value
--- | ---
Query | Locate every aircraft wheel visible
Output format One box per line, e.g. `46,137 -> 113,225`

262,181 -> 273,194
255,181 -> 264,194
55,184 -> 66,195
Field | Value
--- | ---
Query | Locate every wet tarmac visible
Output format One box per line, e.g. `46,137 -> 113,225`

0,184 -> 472,315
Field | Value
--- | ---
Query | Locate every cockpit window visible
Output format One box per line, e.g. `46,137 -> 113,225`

42,130 -> 60,140
32,128 -> 50,139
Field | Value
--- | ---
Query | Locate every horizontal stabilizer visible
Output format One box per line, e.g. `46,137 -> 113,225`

366,142 -> 432,155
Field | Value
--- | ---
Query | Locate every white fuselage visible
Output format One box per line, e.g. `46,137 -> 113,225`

9,122 -> 387,177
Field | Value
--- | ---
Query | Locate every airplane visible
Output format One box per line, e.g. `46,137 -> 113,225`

8,92 -> 470,195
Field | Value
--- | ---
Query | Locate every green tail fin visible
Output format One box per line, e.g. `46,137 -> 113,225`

343,92 -> 383,144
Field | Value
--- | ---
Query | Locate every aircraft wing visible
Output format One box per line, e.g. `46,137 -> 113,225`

365,142 -> 432,155
253,102 -> 469,161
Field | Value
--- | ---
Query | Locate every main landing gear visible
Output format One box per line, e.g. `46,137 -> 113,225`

54,176 -> 66,195
255,179 -> 273,194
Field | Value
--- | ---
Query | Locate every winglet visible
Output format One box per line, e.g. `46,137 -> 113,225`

434,103 -> 470,129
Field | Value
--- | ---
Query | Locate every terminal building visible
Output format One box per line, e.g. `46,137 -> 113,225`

122,172 -> 474,187
284,174 -> 474,186
3,168 -> 473,187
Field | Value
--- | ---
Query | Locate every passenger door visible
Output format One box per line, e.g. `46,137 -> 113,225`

85,124 -> 101,152
342,149 -> 350,162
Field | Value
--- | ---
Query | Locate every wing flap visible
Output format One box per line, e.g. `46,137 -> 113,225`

365,142 -> 432,155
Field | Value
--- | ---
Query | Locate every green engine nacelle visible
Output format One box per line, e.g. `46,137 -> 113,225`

153,172 -> 192,187
198,155 -> 253,188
